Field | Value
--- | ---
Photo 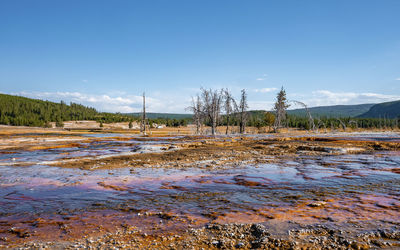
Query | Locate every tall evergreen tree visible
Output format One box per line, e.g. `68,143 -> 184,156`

238,89 -> 248,134
273,87 -> 290,132
223,89 -> 236,134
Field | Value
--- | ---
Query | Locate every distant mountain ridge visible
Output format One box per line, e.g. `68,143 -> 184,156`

125,112 -> 193,119
287,103 -> 375,118
357,100 -> 400,118
125,100 -> 400,120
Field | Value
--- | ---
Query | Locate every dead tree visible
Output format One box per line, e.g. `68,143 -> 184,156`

292,100 -> 315,132
238,89 -> 248,134
349,120 -> 358,129
186,95 -> 203,134
273,87 -> 290,132
223,89 -> 235,134
316,118 -> 327,133
336,118 -> 346,131
140,92 -> 149,135
201,88 -> 222,136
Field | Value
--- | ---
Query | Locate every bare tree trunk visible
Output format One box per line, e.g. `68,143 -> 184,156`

223,89 -> 232,135
200,88 -> 222,136
141,92 -> 148,135
212,120 -> 216,135
317,118 -> 326,133
239,89 -> 248,134
292,100 -> 315,132
226,116 -> 230,134
337,118 -> 346,131
186,95 -> 204,135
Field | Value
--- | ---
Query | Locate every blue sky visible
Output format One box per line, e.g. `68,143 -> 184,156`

1,0 -> 400,113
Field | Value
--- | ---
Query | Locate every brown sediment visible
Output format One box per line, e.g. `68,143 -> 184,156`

97,181 -> 130,191
391,168 -> 400,174
28,143 -> 83,151
43,136 -> 400,170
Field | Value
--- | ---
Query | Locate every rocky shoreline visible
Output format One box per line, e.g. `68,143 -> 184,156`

13,223 -> 400,249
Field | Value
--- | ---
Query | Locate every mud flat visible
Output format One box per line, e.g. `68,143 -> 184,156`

0,129 -> 399,249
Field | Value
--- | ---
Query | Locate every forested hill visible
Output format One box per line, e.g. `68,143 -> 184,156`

0,93 -> 129,127
287,103 -> 375,118
126,112 -> 193,119
358,100 -> 400,118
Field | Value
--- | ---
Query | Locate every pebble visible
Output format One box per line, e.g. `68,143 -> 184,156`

211,240 -> 219,245
308,201 -> 327,207
235,242 -> 245,248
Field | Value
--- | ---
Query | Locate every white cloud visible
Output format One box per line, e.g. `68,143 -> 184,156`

256,74 -> 268,81
13,91 -> 170,113
248,101 -> 275,111
14,91 -> 195,113
396,78 -> 400,81
11,89 -> 400,114
254,87 -> 277,93
81,80 -> 88,83
298,90 -> 400,107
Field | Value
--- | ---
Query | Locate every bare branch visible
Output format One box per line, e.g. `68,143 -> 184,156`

292,100 -> 315,132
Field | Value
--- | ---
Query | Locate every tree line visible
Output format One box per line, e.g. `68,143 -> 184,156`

186,87 -> 400,134
242,111 -> 400,131
0,93 -> 130,127
1,91 -> 399,131
0,93 -> 192,128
